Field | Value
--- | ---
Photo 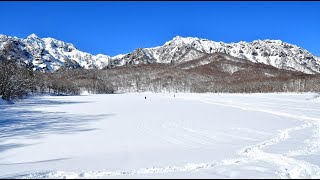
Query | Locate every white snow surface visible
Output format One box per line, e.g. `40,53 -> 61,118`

1,93 -> 320,178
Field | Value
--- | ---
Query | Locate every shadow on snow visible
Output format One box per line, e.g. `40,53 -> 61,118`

0,96 -> 113,153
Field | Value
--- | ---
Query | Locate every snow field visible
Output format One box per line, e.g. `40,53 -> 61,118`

0,93 -> 320,178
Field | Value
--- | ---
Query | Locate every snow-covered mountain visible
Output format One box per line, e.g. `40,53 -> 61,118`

117,36 -> 320,74
0,34 -> 112,71
0,34 -> 319,74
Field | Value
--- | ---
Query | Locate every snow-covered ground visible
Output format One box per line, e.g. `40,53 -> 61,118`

0,93 -> 320,178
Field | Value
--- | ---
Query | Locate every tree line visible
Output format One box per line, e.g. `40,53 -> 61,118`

1,59 -> 320,101
0,60 -> 114,101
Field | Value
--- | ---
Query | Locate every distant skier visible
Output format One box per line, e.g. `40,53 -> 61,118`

145,96 -> 146,100
174,94 -> 175,97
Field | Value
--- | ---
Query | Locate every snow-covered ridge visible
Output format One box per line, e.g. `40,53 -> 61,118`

0,34 -> 319,73
0,34 -> 117,71
128,36 -> 320,74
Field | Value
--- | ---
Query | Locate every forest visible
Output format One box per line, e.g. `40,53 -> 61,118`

1,55 -> 320,101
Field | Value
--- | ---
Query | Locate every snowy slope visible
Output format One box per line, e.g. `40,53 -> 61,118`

1,34 -> 319,73
1,93 -> 320,178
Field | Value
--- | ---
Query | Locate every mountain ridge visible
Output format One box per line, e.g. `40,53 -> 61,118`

0,33 -> 319,74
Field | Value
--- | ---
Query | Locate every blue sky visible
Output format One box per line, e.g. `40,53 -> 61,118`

0,1 -> 319,56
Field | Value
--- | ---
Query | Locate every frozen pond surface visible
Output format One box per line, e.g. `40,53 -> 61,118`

0,93 -> 320,178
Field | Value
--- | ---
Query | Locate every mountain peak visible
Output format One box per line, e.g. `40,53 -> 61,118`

172,35 -> 184,40
27,33 -> 40,39
0,34 -> 8,39
164,36 -> 198,46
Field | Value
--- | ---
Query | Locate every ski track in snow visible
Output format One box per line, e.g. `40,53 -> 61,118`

199,97 -> 320,179
4,94 -> 320,179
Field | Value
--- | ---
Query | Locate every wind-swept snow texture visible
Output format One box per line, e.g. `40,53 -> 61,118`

0,93 -> 320,178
